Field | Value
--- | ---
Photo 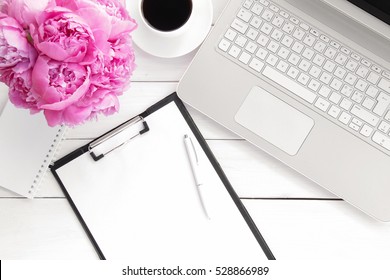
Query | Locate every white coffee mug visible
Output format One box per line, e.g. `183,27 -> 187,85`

138,0 -> 194,38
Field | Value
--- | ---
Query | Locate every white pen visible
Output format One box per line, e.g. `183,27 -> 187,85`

184,134 -> 210,219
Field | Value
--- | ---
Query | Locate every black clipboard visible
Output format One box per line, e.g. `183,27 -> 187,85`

51,93 -> 275,260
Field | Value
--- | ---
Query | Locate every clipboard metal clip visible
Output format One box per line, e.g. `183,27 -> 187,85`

88,116 -> 149,161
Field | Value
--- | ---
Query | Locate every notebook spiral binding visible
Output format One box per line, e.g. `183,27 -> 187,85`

27,124 -> 67,198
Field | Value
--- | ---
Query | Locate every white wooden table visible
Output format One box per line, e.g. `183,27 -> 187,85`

1,0 -> 390,260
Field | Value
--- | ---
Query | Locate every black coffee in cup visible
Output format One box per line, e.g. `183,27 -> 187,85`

142,0 -> 193,32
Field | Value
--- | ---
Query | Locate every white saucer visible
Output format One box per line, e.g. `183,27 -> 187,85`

127,0 -> 213,58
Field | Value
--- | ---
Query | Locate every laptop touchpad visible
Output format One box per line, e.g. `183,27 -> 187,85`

235,86 -> 314,156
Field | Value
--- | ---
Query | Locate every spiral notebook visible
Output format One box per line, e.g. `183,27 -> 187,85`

0,101 -> 66,197
51,93 -> 275,260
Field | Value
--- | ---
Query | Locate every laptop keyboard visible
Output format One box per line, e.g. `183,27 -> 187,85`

217,0 -> 390,154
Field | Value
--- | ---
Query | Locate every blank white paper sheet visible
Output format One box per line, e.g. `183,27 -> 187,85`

56,102 -> 267,261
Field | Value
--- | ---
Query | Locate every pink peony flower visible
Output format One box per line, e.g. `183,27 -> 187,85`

0,0 -> 137,127
0,0 -> 53,28
0,12 -> 37,75
30,7 -> 102,63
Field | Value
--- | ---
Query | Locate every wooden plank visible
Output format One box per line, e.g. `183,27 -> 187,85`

244,199 -> 390,259
208,140 -> 337,199
0,199 -> 97,259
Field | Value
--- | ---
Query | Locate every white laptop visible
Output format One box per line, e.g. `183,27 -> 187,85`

177,0 -> 390,221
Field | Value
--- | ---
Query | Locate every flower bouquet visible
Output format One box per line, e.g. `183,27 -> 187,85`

0,0 -> 137,126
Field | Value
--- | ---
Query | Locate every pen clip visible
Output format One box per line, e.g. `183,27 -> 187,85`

88,116 -> 149,161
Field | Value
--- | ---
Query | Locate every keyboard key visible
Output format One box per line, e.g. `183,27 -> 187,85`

290,17 -> 300,25
245,41 -> 258,53
250,16 -> 262,28
249,58 -> 265,72
335,53 -> 348,65
341,85 -> 354,97
345,73 -> 358,85
356,66 -> 369,78
298,59 -> 311,72
263,66 -> 317,103
243,0 -> 254,9
262,9 -> 274,21
334,67 -> 346,79
247,28 -> 259,40
366,86 -> 379,98
281,35 -> 294,47
345,59 -> 358,72
218,39 -> 231,52
351,91 -> 364,103
315,97 -> 330,112
282,22 -> 295,34
272,16 -> 284,28
310,29 -> 319,37
260,22 -> 273,35
378,78 -> 390,94
340,98 -> 353,110
303,34 -> 315,46
352,118 -> 363,127
237,8 -> 252,22
308,65 -> 321,78
256,47 -> 268,60
287,66 -> 299,79
373,92 -> 390,116
271,29 -> 283,41
313,54 -> 325,67
319,72 -> 332,84
360,125 -> 373,137
308,79 -> 321,92
278,47 -> 290,59
372,132 -> 390,150
314,41 -> 326,53
225,29 -> 237,41
319,85 -> 331,98
339,112 -> 352,124
235,35 -> 247,47
259,0 -> 269,6
330,41 -> 340,49
328,106 -> 341,118
270,5 -> 279,13
351,105 -> 380,126
355,79 -> 368,92
300,23 -> 310,31
367,72 -> 380,85
239,52 -> 251,64
231,19 -> 249,34
251,3 -> 264,15
378,121 -> 390,134
257,34 -> 269,46
279,10 -> 289,18
362,97 -> 376,110
371,65 -> 382,74
288,53 -> 300,66
324,47 -> 337,60
267,41 -> 280,53
302,48 -> 315,60
293,28 -> 305,40
228,45 -> 241,58
297,73 -> 310,85
320,34 -> 330,43
323,61 -> 336,73
276,60 -> 289,72
349,122 -> 360,131
291,42 -> 304,54
351,53 -> 361,61
266,53 -> 278,66
330,78 -> 343,91
329,92 -> 342,104
340,47 -> 350,55
361,59 -> 371,68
